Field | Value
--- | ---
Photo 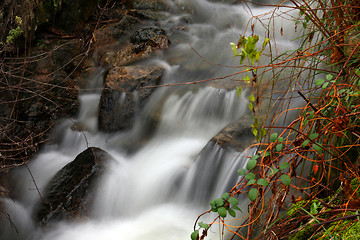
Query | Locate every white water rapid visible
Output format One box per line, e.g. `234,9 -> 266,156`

1,0 -> 301,239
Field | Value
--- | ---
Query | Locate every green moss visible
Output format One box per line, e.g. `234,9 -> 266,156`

289,224 -> 315,240
323,212 -> 360,240
351,178 -> 360,198
287,200 -> 307,217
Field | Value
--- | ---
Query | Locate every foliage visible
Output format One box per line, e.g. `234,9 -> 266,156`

193,0 -> 360,239
5,16 -> 23,44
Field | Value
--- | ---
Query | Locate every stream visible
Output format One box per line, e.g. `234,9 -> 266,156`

1,0 -> 300,239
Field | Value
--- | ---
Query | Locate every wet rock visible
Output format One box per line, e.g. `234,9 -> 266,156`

92,15 -> 140,51
128,10 -> 170,21
70,122 -> 89,132
98,66 -> 164,132
107,27 -> 169,67
36,147 -> 114,225
130,27 -> 166,44
211,120 -> 255,151
128,0 -> 170,11
109,44 -> 153,66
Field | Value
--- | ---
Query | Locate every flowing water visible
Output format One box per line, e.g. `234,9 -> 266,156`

1,0 -> 300,239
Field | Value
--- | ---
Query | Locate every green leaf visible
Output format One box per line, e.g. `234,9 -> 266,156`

214,198 -> 224,207
277,137 -> 284,143
228,197 -> 238,206
270,133 -> 278,142
310,202 -> 319,215
262,37 -> 270,49
300,6 -> 306,16
218,207 -> 227,218
248,102 -> 253,111
210,200 -> 216,210
326,74 -> 333,81
238,168 -> 246,176
309,133 -> 319,140
247,179 -> 256,185
232,205 -> 242,212
276,143 -> 283,152
199,222 -> 210,229
228,208 -> 236,218
249,94 -> 255,102
236,86 -> 242,97
255,51 -> 261,62
230,42 -> 238,56
280,162 -> 290,170
248,188 -> 258,201
252,128 -> 258,137
264,151 -> 270,157
251,155 -> 260,161
257,178 -> 269,186
191,230 -> 199,240
322,82 -> 329,89
260,128 -> 267,137
246,159 -> 257,171
315,78 -> 325,86
243,75 -> 251,83
245,172 -> 256,180
281,175 -> 291,186
312,143 -> 323,152
308,111 -> 314,119
270,168 -> 279,176
222,193 -> 229,200
302,139 -> 310,148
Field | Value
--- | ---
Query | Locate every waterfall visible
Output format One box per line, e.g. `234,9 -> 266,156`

1,0 -> 300,239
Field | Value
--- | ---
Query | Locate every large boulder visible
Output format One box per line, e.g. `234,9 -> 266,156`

99,66 -> 164,132
36,147 -> 114,225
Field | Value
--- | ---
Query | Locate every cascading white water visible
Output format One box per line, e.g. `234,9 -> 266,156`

1,1 -> 301,239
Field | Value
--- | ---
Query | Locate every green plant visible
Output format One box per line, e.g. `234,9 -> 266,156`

231,35 -> 269,141
6,16 -> 23,44
191,192 -> 241,240
193,0 -> 360,239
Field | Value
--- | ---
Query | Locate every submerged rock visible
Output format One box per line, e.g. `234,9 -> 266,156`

98,66 -> 164,132
36,147 -> 114,225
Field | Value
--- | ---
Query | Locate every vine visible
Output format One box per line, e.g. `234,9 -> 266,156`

192,0 -> 360,239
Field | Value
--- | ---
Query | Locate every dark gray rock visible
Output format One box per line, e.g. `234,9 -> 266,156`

130,27 -> 166,44
211,120 -> 255,151
128,0 -> 170,11
128,10 -> 170,21
98,66 -> 164,132
36,147 -> 114,225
